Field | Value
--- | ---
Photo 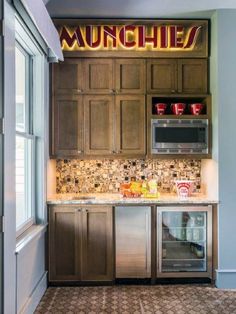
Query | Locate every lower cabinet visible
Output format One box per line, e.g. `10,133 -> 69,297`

49,205 -> 114,282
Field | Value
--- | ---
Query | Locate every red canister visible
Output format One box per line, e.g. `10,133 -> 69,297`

154,103 -> 167,115
190,103 -> 204,115
171,103 -> 186,115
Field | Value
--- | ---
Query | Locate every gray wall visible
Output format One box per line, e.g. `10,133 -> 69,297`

211,9 -> 236,288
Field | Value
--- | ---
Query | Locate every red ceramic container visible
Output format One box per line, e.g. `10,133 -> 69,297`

171,103 -> 186,115
190,103 -> 204,115
155,103 -> 167,115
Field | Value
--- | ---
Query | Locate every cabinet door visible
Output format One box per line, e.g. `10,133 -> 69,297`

115,95 -> 146,156
81,206 -> 113,281
49,206 -> 82,281
178,59 -> 208,94
53,59 -> 83,96
83,59 -> 114,94
147,59 -> 177,94
115,59 -> 146,94
51,95 -> 83,157
84,95 -> 115,155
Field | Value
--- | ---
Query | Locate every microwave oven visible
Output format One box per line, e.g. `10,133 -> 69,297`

151,119 -> 209,154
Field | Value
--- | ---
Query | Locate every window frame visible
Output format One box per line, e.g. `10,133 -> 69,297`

15,16 -> 45,238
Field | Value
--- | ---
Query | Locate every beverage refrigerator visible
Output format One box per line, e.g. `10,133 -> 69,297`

157,205 -> 212,278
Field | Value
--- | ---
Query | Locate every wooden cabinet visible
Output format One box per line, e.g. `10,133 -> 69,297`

49,205 -> 114,282
51,57 -> 209,158
83,59 -> 114,94
115,59 -> 146,94
53,59 -> 83,96
51,95 -> 84,158
115,95 -> 146,156
49,206 -> 81,281
147,59 -> 208,94
81,206 -> 113,281
178,59 -> 208,94
147,59 -> 177,94
84,95 -> 115,155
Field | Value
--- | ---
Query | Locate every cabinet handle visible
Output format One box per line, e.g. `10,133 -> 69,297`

78,150 -> 83,154
116,150 -> 121,154
77,209 -> 82,212
109,89 -> 115,94
112,150 -> 116,154
77,89 -> 83,93
171,89 -> 176,93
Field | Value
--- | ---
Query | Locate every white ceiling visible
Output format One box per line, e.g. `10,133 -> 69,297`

45,0 -> 236,18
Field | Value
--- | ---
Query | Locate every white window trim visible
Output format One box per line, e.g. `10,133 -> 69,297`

15,15 -> 46,239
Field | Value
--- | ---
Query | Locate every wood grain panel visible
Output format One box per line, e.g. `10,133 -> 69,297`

83,59 -> 114,94
53,59 -> 83,95
178,59 -> 208,94
115,95 -> 146,156
52,95 -> 83,157
147,59 -> 177,94
49,206 -> 81,281
115,59 -> 146,94
84,95 -> 114,155
81,206 -> 113,281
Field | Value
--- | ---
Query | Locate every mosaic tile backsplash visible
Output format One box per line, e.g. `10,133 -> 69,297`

56,159 -> 201,194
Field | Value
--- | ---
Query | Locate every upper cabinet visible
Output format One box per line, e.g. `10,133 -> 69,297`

53,58 -> 146,96
84,95 -> 115,155
115,95 -> 146,156
115,59 -> 146,94
178,59 -> 208,94
51,57 -> 209,159
83,59 -> 114,94
147,59 -> 178,94
51,95 -> 84,158
147,59 -> 208,94
53,59 -> 83,95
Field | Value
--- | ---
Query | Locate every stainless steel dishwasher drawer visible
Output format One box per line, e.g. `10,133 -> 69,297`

115,206 -> 151,278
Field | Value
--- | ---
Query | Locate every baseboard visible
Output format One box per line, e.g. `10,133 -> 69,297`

19,272 -> 47,314
216,269 -> 236,289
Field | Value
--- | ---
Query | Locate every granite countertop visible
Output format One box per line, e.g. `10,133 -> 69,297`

47,193 -> 218,205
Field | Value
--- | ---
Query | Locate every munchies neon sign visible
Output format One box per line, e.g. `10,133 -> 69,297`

59,23 -> 205,52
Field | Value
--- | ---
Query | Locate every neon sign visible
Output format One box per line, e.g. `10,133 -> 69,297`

59,23 -> 207,53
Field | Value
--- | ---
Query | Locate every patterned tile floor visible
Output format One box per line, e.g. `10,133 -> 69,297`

35,285 -> 236,314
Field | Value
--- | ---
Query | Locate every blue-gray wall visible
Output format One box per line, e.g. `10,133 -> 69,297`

211,9 -> 236,288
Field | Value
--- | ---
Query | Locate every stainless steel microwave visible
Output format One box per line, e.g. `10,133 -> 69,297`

151,119 -> 209,154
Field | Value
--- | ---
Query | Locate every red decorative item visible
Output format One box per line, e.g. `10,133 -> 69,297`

190,103 -> 204,115
155,103 -> 167,115
175,180 -> 193,198
171,103 -> 186,115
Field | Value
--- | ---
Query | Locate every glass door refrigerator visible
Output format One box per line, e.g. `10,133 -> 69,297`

157,206 -> 212,278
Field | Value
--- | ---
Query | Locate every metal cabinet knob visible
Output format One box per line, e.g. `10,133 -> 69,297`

171,89 -> 176,93
77,209 -> 82,212
77,89 -> 83,93
78,150 -> 84,154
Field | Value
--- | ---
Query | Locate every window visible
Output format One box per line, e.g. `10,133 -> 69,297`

15,16 -> 46,237
15,44 -> 35,234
